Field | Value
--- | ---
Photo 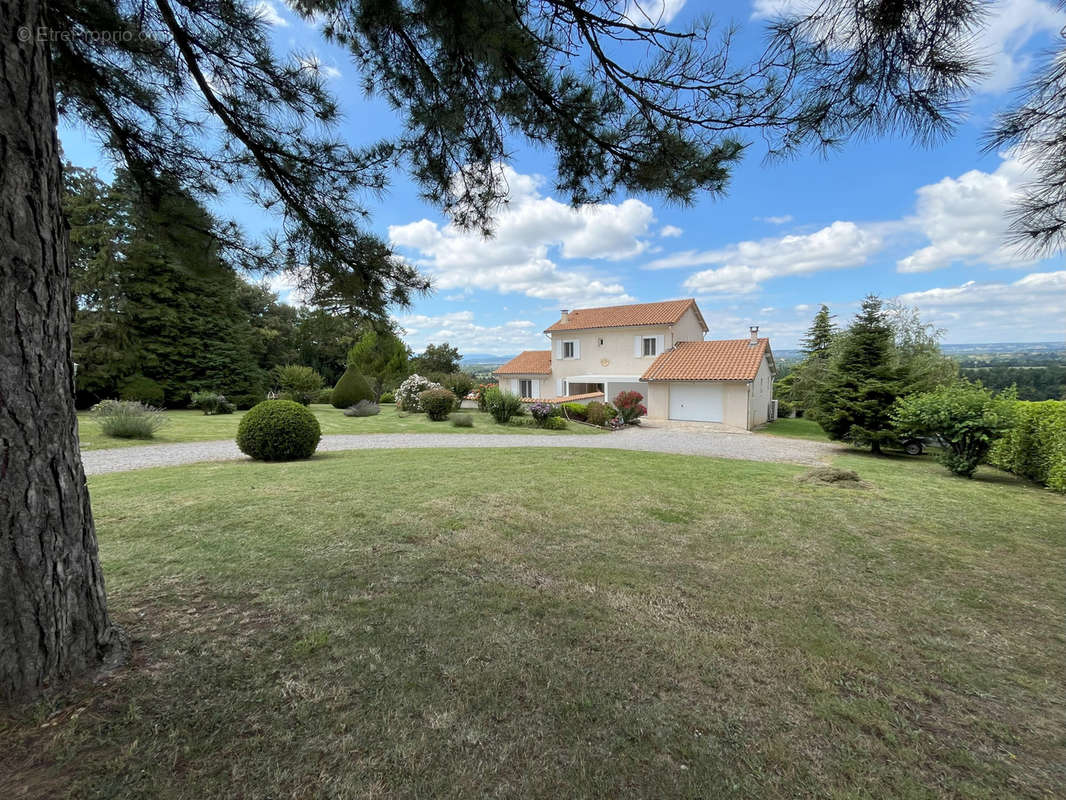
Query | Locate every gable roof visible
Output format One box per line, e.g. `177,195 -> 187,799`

544,299 -> 706,333
495,350 -> 552,375
641,338 -> 773,382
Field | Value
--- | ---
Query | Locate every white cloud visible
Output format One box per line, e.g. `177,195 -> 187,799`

624,0 -> 688,25
647,221 -> 884,295
660,224 -> 683,238
896,155 -> 1035,273
895,270 -> 1066,342
750,0 -> 1065,94
756,214 -> 794,225
297,55 -> 341,80
388,166 -> 650,308
393,310 -> 546,353
253,1 -> 290,27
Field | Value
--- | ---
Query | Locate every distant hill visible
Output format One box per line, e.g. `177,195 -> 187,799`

461,353 -> 515,365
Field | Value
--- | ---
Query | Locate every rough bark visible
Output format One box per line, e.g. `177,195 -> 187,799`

1,0 -> 123,702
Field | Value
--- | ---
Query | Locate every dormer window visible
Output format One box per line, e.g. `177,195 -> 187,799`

642,337 -> 657,357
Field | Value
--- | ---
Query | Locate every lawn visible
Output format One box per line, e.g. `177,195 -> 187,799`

2,450 -> 1063,798
77,403 -> 603,449
755,416 -> 832,441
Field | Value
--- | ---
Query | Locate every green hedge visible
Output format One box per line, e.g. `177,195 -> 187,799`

236,400 -> 321,461
987,400 -> 1066,492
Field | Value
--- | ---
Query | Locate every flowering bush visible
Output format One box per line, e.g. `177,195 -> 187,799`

396,374 -> 443,411
613,391 -> 647,424
528,402 -> 558,425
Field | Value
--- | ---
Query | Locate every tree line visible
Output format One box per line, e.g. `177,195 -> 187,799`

65,166 -> 466,408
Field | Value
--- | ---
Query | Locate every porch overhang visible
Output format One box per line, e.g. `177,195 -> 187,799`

566,374 -> 644,383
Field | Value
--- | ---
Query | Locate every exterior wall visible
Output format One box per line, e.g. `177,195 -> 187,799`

748,356 -> 774,427
496,375 -> 549,397
547,307 -> 706,396
647,380 -> 756,429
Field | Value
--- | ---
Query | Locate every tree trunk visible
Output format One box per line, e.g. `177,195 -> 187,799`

1,0 -> 123,702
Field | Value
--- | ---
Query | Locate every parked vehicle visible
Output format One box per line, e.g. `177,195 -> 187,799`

899,435 -> 946,456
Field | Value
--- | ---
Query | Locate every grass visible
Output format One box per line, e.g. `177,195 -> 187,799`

77,403 -> 602,449
2,449 -> 1063,798
756,416 -> 832,442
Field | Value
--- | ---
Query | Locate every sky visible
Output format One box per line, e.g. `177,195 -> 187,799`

58,0 -> 1066,354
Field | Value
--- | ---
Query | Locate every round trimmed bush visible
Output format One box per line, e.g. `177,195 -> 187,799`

236,400 -> 321,461
419,388 -> 456,421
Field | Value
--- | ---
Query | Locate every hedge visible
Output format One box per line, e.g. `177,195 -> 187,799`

987,400 -> 1066,492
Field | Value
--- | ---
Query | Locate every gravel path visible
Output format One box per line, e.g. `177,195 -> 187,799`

82,429 -> 840,475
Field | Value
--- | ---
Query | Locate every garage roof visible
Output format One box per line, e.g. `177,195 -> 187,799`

495,350 -> 552,375
641,338 -> 772,382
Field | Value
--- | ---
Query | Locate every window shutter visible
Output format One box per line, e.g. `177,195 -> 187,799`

573,340 -> 580,359
555,339 -> 564,358
634,336 -> 642,357
532,380 -> 541,398
655,334 -> 665,356
557,379 -> 564,396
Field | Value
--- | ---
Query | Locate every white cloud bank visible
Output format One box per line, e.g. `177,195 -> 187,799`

253,1 -> 289,27
389,166 -> 655,308
392,310 -> 544,353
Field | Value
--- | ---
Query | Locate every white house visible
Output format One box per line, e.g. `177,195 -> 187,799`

494,299 -> 776,429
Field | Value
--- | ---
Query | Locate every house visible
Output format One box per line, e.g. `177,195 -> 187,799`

494,299 -> 776,429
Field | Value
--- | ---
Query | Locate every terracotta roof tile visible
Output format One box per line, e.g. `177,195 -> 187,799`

495,350 -> 552,375
641,339 -> 771,382
544,299 -> 705,333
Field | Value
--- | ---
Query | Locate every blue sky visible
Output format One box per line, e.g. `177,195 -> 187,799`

59,0 -> 1066,353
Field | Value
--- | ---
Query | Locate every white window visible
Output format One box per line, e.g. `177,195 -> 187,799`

519,379 -> 533,397
642,337 -> 657,357
563,341 -> 576,358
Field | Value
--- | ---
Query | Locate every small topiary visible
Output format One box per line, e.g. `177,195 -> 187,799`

419,388 -> 456,421
119,374 -> 165,407
331,366 -> 374,408
236,399 -> 321,461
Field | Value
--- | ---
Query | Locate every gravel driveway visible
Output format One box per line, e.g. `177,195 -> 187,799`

82,429 -> 840,475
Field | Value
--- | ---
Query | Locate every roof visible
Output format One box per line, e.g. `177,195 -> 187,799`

495,350 -> 552,375
544,299 -> 706,333
641,338 -> 772,382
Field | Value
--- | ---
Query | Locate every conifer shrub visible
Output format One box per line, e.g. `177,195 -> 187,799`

119,374 -> 165,407
236,400 -> 321,461
331,366 -> 374,408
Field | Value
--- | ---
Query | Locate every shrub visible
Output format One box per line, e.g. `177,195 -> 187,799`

528,402 -> 558,425
613,391 -> 647,424
562,402 -> 588,421
90,400 -> 168,439
419,388 -> 456,421
274,365 -> 324,406
343,399 -> 380,417
331,366 -> 374,408
483,386 -> 523,423
190,391 -> 235,415
585,401 -> 618,427
541,416 -> 567,430
451,414 -> 474,428
379,391 -> 395,404
474,383 -> 496,412
317,388 -> 335,404
892,381 -> 1017,478
442,372 -> 475,406
119,375 -> 165,407
236,399 -> 321,461
987,399 -> 1066,491
396,374 -> 443,411
230,393 -> 265,410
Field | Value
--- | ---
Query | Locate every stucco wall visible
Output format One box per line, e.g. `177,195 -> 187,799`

547,306 -> 705,396
646,380 -> 756,429
749,357 -> 774,427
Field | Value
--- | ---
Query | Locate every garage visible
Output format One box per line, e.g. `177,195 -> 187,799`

668,383 -> 723,422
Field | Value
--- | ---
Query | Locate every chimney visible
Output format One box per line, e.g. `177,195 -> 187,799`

749,325 -> 759,346
560,309 -> 570,323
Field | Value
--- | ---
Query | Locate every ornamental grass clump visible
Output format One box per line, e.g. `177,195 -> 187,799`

90,399 -> 168,439
236,399 -> 321,461
451,413 -> 474,428
343,399 -> 380,417
483,386 -> 523,423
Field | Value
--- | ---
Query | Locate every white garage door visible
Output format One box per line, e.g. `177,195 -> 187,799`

669,383 -> 723,422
